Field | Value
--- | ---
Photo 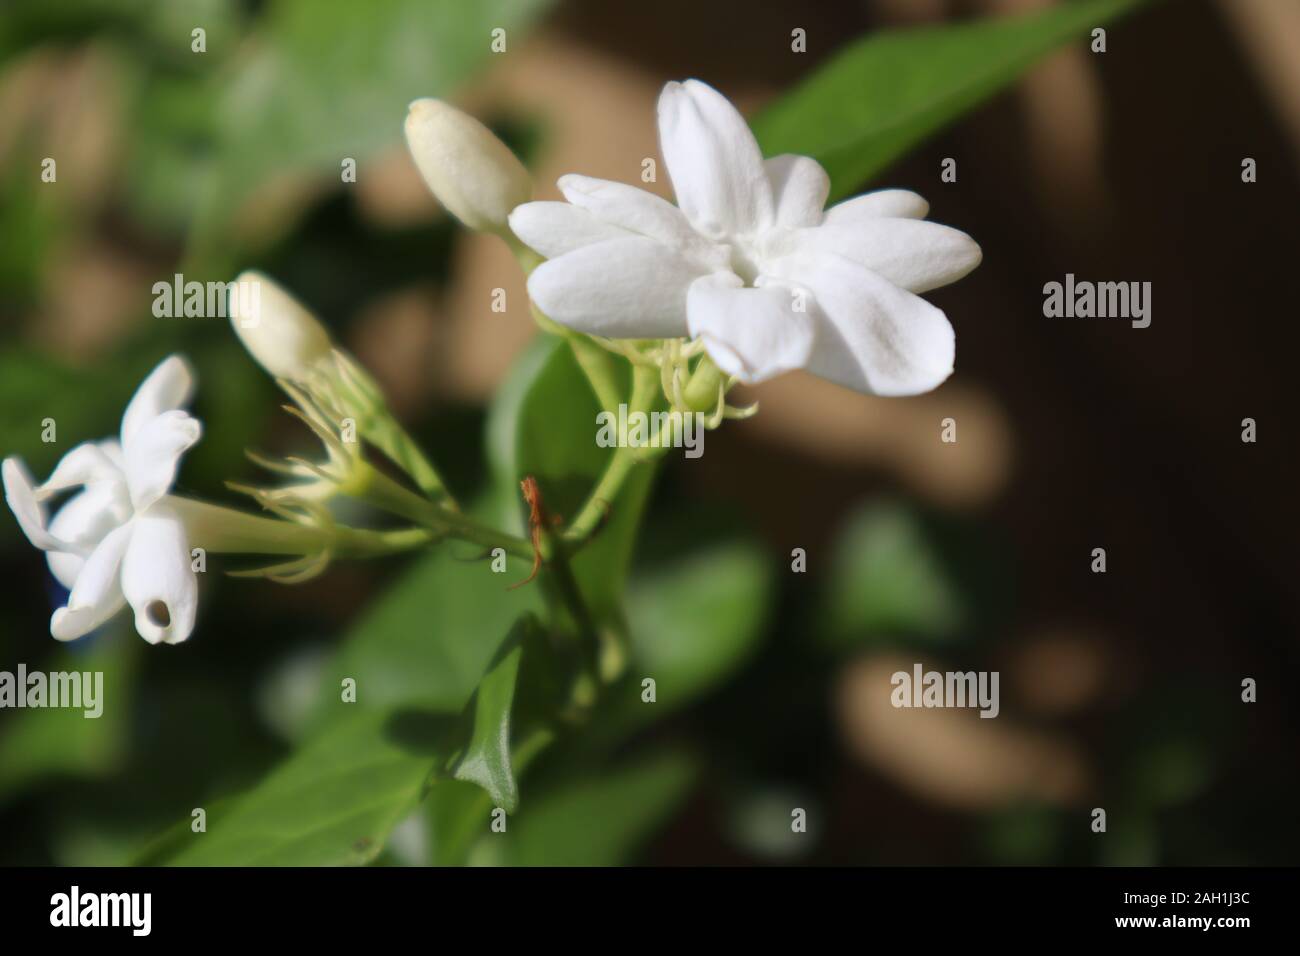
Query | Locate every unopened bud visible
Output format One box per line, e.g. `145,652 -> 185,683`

228,271 -> 333,383
404,98 -> 531,235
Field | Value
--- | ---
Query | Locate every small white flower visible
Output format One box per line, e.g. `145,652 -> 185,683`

2,355 -> 203,644
510,79 -> 983,396
404,98 -> 532,236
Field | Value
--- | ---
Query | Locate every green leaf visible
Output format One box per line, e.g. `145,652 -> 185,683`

427,728 -> 552,865
0,351 -> 136,491
486,750 -> 696,867
752,0 -> 1146,197
312,543 -> 540,721
817,500 -> 964,648
166,707 -> 457,866
0,631 -> 139,806
452,634 -> 524,813
198,0 -> 553,244
161,596 -> 543,864
616,540 -> 771,727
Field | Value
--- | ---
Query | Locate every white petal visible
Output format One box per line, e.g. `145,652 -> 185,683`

823,189 -> 930,223
98,440 -> 126,472
798,254 -> 956,397
527,236 -> 703,338
120,354 -> 195,448
47,551 -> 85,592
39,441 -> 123,495
765,154 -> 829,228
123,410 -> 202,511
657,79 -> 773,236
46,483 -> 133,589
555,175 -> 722,269
508,201 -> 635,259
120,506 -> 198,645
50,522 -> 131,641
2,457 -> 73,552
686,274 -> 816,384
793,220 -> 982,293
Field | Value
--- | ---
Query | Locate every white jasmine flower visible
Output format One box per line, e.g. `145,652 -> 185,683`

510,79 -> 982,396
2,355 -> 203,644
228,270 -> 334,383
404,98 -> 532,236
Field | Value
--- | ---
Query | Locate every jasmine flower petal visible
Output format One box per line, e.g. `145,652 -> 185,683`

686,274 -> 816,383
528,236 -> 703,338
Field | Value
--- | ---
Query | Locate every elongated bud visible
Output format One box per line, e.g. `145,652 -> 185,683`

404,98 -> 531,235
228,271 -> 333,383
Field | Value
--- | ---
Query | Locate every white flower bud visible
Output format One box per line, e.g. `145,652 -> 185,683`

404,98 -> 531,235
228,271 -> 333,383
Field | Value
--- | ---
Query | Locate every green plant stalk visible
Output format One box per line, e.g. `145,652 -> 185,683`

515,241 -> 625,416
562,363 -> 658,545
347,460 -> 535,560
334,525 -> 441,558
326,350 -> 458,509
363,409 -> 458,508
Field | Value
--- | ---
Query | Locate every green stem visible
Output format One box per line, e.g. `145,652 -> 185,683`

349,461 -> 534,560
365,409 -> 458,508
334,525 -> 439,558
561,363 -> 658,545
326,350 -> 458,509
533,308 -> 623,415
515,244 -> 623,417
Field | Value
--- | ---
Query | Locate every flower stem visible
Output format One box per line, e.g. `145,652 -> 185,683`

515,244 -> 625,416
349,461 -> 534,560
328,351 -> 459,509
532,308 -> 623,415
334,525 -> 440,558
561,363 -> 658,546
364,409 -> 458,509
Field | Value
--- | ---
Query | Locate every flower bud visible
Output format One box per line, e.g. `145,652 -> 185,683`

404,98 -> 531,235
228,271 -> 333,383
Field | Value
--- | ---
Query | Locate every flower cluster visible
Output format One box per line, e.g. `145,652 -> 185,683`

4,77 -> 982,648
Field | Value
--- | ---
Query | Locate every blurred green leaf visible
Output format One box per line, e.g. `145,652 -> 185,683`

0,144 -> 68,306
452,633 -> 524,813
752,0 -> 1145,198
0,630 -> 139,806
817,500 -> 964,648
166,707 -> 456,865
0,0 -> 236,62
978,803 -> 1063,865
197,0 -> 552,245
427,724 -> 552,865
483,750 -> 696,867
1114,683 -> 1224,811
312,545 -> 540,721
0,351 -> 130,486
604,540 -> 772,736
